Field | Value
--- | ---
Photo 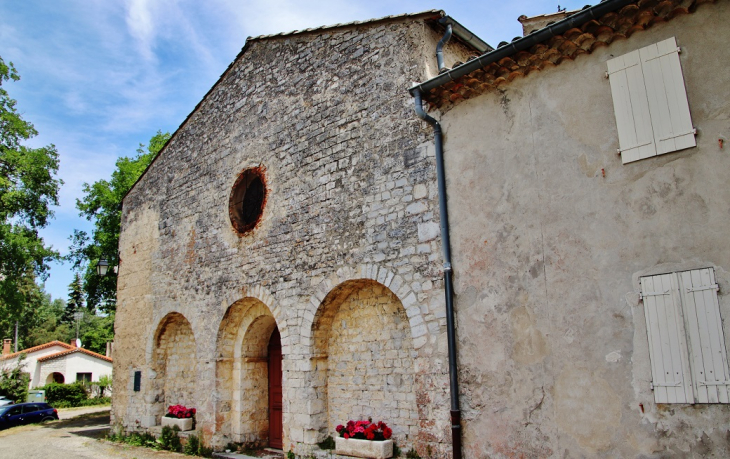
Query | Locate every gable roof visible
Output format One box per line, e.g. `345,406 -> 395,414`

410,0 -> 716,109
0,340 -> 73,361
121,10 -> 455,205
36,347 -> 113,363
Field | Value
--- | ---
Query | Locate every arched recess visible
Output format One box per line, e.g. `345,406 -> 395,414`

47,372 -> 65,384
215,297 -> 279,446
150,312 -> 197,423
311,279 -> 418,444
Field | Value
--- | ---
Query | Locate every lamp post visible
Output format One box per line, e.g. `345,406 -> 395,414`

96,259 -> 110,277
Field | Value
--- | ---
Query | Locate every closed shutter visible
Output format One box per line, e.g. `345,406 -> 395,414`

678,269 -> 730,403
607,49 -> 656,163
640,273 -> 694,403
608,37 -> 695,164
639,37 -> 696,156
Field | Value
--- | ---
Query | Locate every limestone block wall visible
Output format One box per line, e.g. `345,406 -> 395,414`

114,13 -> 471,458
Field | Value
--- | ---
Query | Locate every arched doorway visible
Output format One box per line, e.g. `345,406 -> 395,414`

268,328 -> 282,449
215,298 -> 280,447
47,372 -> 65,384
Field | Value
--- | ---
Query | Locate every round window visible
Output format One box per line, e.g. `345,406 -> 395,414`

229,167 -> 267,235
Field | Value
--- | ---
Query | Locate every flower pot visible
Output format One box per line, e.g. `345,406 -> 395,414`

335,437 -> 393,459
161,416 -> 193,431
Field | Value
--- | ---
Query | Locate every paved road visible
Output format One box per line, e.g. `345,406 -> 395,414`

0,408 -> 185,459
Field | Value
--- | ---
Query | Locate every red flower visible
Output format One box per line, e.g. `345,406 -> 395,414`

383,427 -> 392,439
344,433 -> 350,439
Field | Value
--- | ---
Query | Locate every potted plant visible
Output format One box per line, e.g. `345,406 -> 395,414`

334,419 -> 393,459
160,404 -> 196,431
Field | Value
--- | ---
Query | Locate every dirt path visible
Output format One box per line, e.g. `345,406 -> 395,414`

0,410 -> 187,459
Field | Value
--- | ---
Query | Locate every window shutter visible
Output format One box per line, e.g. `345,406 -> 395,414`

607,37 -> 695,164
133,370 -> 142,392
641,273 -> 694,403
678,268 -> 730,403
638,37 -> 696,156
607,50 -> 656,163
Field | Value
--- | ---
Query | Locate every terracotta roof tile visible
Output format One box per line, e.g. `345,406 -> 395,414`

420,0 -> 716,110
36,347 -> 113,363
0,340 -> 73,360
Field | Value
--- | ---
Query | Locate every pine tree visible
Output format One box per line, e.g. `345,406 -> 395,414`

62,273 -> 86,324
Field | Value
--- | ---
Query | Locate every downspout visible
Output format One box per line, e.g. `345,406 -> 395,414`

436,24 -> 453,73
413,88 -> 461,459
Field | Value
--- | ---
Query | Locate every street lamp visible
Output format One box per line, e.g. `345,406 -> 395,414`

96,259 -> 110,276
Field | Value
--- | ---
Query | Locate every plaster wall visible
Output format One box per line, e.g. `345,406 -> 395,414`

1,345 -> 73,388
440,3 -> 730,457
37,353 -> 112,388
114,16 -> 472,456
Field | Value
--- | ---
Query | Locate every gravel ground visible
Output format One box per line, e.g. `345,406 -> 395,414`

0,408 -> 187,459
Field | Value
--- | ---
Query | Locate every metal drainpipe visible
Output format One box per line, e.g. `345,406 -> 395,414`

436,24 -> 453,73
413,88 -> 461,459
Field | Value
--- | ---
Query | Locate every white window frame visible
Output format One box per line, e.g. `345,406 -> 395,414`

607,37 -> 696,164
640,268 -> 730,404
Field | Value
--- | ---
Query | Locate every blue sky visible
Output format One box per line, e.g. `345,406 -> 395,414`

0,0 -> 588,302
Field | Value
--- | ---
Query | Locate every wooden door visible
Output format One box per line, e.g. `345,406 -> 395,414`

268,327 -> 283,449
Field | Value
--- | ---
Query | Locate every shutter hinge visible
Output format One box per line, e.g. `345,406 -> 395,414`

686,283 -> 718,294
698,380 -> 730,386
651,380 -> 682,388
640,289 -> 670,300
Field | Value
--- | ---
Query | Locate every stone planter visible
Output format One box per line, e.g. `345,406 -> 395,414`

161,416 -> 193,431
335,437 -> 393,459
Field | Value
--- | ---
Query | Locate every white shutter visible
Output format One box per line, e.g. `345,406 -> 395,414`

678,268 -> 730,403
607,50 -> 656,163
641,273 -> 694,403
608,37 -> 695,164
639,37 -> 696,156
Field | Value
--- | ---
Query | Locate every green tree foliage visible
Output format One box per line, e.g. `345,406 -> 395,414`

79,312 -> 114,355
62,272 -> 85,323
0,355 -> 30,403
70,131 -> 170,313
0,56 -> 62,328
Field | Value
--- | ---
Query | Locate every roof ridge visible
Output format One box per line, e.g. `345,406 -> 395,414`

36,347 -> 113,363
0,340 -> 74,360
247,9 -> 444,42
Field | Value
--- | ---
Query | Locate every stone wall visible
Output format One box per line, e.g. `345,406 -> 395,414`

114,13 -> 470,457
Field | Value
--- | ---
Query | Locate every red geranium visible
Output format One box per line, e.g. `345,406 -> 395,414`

335,418 -> 393,441
165,404 -> 196,419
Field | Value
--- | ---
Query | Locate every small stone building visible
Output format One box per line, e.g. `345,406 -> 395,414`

114,1 -> 730,457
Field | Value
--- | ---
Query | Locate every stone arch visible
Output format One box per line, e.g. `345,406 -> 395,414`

302,265 -> 426,352
150,312 -> 197,422
214,297 -> 279,446
308,276 -> 419,447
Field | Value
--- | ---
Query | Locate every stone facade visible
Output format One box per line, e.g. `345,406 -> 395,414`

113,11 -> 473,456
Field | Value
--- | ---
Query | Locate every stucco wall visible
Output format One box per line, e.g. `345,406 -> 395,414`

1,345 -> 73,388
440,3 -> 730,457
37,353 -> 112,388
114,16 -> 470,456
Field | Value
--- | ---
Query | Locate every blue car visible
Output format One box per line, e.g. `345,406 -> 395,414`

0,402 -> 58,429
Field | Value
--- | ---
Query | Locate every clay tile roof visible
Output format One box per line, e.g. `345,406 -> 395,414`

413,0 -> 717,110
0,340 -> 74,360
248,9 -> 444,42
36,347 -> 113,363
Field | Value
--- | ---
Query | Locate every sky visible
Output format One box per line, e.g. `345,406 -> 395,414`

0,0 -> 589,302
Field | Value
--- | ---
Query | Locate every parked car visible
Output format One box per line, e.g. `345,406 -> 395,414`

0,402 -> 58,430
0,396 -> 12,407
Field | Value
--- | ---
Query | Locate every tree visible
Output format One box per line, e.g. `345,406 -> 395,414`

70,131 -> 170,313
0,355 -> 30,403
62,273 -> 85,323
0,56 -> 62,329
